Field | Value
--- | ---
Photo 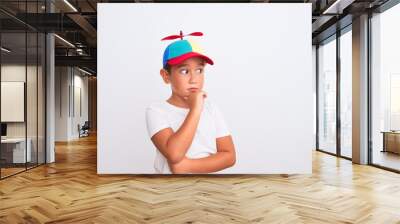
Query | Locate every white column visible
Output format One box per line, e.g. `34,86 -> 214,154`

45,1 -> 55,163
352,14 -> 369,164
46,33 -> 55,163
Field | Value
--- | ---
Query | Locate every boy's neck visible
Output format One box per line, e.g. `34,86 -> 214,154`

167,93 -> 189,109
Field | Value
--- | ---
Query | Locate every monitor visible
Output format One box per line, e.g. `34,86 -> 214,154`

1,123 -> 7,137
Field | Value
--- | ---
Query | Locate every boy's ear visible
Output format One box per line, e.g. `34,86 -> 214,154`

160,69 -> 170,84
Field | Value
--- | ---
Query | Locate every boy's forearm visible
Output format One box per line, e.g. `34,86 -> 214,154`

166,108 -> 201,163
173,152 -> 235,174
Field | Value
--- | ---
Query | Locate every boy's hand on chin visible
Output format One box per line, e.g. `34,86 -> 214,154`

184,90 -> 207,112
170,157 -> 191,174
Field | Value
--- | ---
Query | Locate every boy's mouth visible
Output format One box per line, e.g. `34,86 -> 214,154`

188,88 -> 199,92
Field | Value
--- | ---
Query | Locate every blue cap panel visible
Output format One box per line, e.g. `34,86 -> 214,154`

162,40 -> 193,67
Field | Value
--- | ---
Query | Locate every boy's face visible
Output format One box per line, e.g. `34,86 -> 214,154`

160,57 -> 206,98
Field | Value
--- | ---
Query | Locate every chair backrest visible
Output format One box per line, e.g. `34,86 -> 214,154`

82,121 -> 90,129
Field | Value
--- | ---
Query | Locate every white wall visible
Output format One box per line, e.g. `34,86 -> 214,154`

72,72 -> 89,138
312,45 -> 317,149
55,67 -> 69,141
98,3 -> 313,174
55,67 -> 89,141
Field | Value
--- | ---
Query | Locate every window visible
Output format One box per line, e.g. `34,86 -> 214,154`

318,36 -> 337,154
339,28 -> 352,158
370,3 -> 400,171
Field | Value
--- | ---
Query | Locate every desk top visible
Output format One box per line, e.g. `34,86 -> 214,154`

1,138 -> 30,143
381,131 -> 400,134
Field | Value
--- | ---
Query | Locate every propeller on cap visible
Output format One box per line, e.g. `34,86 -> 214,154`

161,31 -> 203,41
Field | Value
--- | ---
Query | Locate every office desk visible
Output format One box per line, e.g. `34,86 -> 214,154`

381,131 -> 400,154
1,138 -> 32,163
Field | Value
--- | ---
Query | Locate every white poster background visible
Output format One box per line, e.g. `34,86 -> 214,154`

98,3 -> 313,174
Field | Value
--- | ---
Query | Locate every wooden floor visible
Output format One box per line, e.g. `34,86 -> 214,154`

373,150 -> 400,171
1,134 -> 400,223
1,163 -> 45,178
1,167 -> 26,178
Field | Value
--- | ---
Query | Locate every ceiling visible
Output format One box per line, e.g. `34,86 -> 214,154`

0,0 -> 393,74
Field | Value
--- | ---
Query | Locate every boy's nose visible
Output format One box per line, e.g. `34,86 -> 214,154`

189,72 -> 198,83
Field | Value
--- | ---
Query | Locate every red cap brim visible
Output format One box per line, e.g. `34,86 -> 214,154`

167,52 -> 214,66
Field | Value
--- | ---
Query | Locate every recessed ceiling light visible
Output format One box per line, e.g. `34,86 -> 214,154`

78,67 -> 93,76
63,0 -> 78,12
322,0 -> 354,15
54,34 -> 75,48
1,47 -> 11,53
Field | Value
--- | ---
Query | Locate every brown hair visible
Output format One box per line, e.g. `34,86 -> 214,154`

163,63 -> 171,74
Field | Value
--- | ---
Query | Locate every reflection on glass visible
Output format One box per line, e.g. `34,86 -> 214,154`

371,4 -> 400,171
318,37 -> 337,154
1,32 -> 27,177
0,1 -> 46,179
340,30 -> 352,158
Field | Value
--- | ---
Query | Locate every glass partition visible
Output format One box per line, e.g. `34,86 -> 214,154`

317,36 -> 337,155
0,31 -> 28,177
0,1 -> 46,179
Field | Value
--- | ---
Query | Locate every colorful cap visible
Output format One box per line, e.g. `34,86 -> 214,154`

161,31 -> 214,68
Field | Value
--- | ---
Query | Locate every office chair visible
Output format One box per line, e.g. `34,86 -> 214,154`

79,121 -> 90,138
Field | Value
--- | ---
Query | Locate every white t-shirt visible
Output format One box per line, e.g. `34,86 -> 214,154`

145,98 -> 230,174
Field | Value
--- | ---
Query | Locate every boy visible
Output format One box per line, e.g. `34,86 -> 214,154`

145,31 -> 236,174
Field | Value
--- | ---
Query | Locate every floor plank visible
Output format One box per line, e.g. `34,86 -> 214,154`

1,134 -> 400,223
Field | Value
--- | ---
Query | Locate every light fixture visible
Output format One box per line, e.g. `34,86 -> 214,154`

76,48 -> 85,55
1,47 -> 11,53
54,34 -> 75,48
63,0 -> 78,12
322,0 -> 355,15
78,67 -> 93,76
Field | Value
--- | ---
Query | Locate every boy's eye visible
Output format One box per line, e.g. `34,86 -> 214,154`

195,68 -> 203,74
179,69 -> 189,75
